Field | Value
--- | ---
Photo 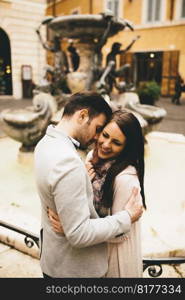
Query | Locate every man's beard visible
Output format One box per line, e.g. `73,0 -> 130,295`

79,144 -> 88,150
79,141 -> 95,151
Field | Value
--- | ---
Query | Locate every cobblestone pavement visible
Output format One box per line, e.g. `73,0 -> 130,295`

157,96 -> 185,135
0,243 -> 42,278
0,97 -> 32,113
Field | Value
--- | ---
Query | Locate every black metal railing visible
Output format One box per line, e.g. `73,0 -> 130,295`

0,220 -> 39,249
1,220 -> 185,277
143,257 -> 185,277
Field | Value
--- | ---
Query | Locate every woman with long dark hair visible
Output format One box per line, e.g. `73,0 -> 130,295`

48,109 -> 145,277
85,110 -> 146,277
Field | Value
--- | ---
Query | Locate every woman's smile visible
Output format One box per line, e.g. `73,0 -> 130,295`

98,147 -> 112,156
97,121 -> 126,160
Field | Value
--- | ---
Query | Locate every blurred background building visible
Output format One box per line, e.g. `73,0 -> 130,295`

46,0 -> 185,97
0,0 -> 185,99
0,0 -> 46,99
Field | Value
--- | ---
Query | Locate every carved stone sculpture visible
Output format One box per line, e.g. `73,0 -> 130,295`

1,93 -> 57,151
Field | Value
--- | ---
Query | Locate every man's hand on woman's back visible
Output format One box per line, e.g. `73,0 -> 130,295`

125,187 -> 143,223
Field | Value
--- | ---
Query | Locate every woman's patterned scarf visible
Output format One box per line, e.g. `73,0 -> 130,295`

91,159 -> 115,218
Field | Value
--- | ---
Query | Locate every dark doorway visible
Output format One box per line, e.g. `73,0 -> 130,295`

0,28 -> 13,95
135,51 -> 163,85
161,50 -> 179,96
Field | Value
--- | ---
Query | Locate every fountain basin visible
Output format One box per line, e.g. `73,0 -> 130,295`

113,92 -> 167,126
1,93 -> 57,151
1,108 -> 49,151
49,14 -> 127,39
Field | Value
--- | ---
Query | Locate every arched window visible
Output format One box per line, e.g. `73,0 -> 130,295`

0,28 -> 12,95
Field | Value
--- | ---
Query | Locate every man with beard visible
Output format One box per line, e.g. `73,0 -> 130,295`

34,92 -> 143,278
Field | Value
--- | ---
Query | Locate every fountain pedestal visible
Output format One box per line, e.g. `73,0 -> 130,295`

67,39 -> 96,93
49,13 -> 127,93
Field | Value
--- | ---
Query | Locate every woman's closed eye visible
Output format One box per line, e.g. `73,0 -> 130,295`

113,140 -> 123,146
102,132 -> 123,146
102,132 -> 109,138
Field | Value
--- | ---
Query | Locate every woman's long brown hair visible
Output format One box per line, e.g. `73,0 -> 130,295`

92,110 -> 146,209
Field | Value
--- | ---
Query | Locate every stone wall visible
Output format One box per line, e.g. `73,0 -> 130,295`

0,0 -> 46,99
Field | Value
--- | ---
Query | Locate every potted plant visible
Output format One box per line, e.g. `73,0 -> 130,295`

137,81 -> 161,105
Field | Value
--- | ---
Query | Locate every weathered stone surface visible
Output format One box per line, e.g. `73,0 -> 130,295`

1,93 -> 57,151
0,0 -> 46,99
0,118 -> 185,277
0,246 -> 42,278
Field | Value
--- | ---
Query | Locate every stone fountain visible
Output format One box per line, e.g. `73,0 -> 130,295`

1,12 -> 166,151
1,92 -> 57,152
1,15 -> 184,275
48,13 -> 132,93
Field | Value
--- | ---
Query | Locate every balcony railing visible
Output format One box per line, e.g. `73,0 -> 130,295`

0,220 -> 185,278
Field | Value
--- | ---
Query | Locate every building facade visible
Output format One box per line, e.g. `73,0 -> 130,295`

0,0 -> 46,99
46,0 -> 185,96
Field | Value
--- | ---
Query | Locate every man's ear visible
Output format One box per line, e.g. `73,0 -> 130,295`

78,109 -> 89,124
